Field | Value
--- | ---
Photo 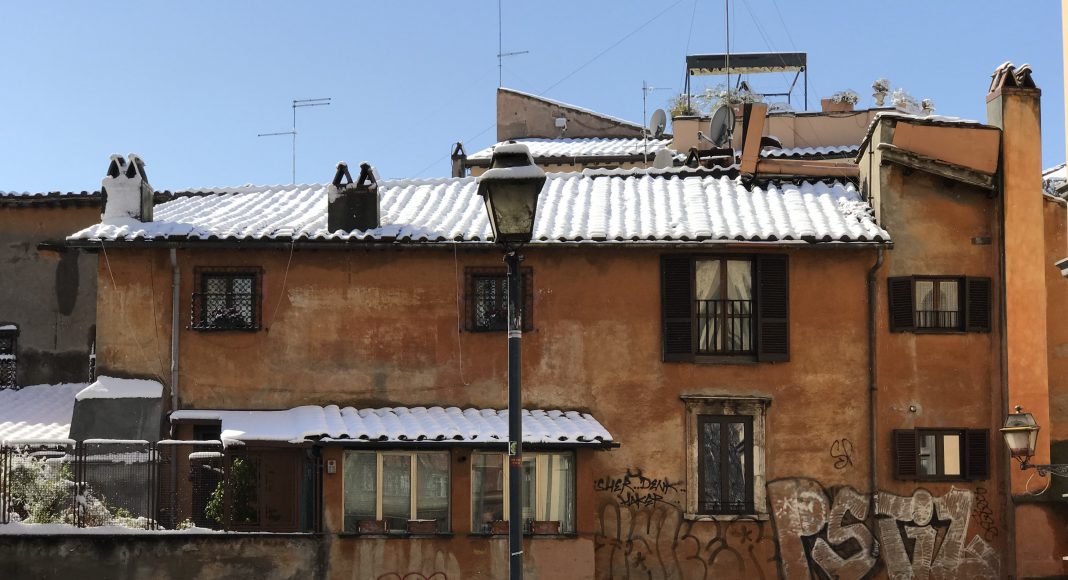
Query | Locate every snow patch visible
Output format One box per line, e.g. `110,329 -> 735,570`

75,377 -> 163,401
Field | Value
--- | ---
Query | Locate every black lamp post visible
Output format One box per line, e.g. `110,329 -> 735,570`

1001,405 -> 1068,477
476,143 -> 546,580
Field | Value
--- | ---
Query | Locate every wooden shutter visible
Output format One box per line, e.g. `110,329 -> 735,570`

965,277 -> 992,333
662,255 -> 694,362
965,429 -> 990,480
755,255 -> 789,362
887,277 -> 915,332
893,430 -> 918,479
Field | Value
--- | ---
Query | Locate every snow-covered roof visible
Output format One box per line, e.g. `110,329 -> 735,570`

468,138 -> 675,161
1044,163 -> 1066,196
75,377 -> 163,401
170,406 -> 614,446
69,172 -> 889,245
0,190 -> 99,198
761,145 -> 860,159
0,383 -> 85,442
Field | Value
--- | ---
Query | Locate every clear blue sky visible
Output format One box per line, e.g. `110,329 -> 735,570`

0,1 -> 1063,192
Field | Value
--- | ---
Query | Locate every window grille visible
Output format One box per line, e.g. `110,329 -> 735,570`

0,325 -> 17,390
191,269 -> 262,331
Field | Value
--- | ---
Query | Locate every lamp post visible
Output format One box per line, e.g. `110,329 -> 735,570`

1000,405 -> 1068,477
476,142 -> 546,580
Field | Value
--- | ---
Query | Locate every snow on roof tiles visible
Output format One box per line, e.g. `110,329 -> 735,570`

0,383 -> 85,442
70,172 -> 889,244
761,145 -> 860,159
170,406 -> 614,445
0,190 -> 99,198
468,138 -> 674,161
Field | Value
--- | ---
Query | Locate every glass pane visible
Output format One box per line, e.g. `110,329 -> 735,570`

206,277 -> 228,294
726,422 -> 747,509
942,435 -> 962,476
726,260 -> 752,300
471,453 -> 505,533
918,434 -> 938,475
939,280 -> 960,328
343,452 -> 377,533
701,421 -> 722,510
915,280 -> 935,327
522,456 -> 536,526
695,260 -> 723,300
232,276 -> 253,297
541,453 -> 575,533
381,455 -> 411,531
415,453 -> 449,531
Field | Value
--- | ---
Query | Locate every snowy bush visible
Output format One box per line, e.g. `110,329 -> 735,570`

831,90 -> 860,105
7,458 -> 76,524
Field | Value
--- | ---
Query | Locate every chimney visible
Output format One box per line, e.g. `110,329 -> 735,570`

327,162 -> 380,232
101,154 -> 153,222
451,142 -> 467,178
986,63 -> 1049,489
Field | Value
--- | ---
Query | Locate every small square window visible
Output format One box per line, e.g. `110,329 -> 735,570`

465,268 -> 533,332
888,276 -> 991,333
471,451 -> 575,534
343,451 -> 450,534
192,269 -> 262,331
894,428 -> 988,481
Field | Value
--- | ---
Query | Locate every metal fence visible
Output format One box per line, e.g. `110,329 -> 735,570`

1,440 -> 319,532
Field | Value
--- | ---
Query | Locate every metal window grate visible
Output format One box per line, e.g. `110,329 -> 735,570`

0,329 -> 16,390
191,272 -> 261,331
473,276 -> 508,331
696,299 -> 753,354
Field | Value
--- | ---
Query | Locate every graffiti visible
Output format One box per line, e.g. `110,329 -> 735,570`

594,469 -> 774,579
830,438 -> 855,469
972,486 -> 997,541
768,478 -> 999,580
376,574 -> 447,580
594,468 -> 682,509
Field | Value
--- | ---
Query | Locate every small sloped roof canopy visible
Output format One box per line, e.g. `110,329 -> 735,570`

171,406 -> 614,447
687,52 -> 806,75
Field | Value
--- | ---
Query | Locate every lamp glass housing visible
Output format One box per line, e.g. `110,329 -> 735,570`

477,144 -> 546,245
1000,410 -> 1039,460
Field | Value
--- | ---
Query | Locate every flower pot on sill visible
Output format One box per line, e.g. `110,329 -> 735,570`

406,519 -> 438,534
531,520 -> 560,535
358,519 -> 388,534
490,520 -> 510,535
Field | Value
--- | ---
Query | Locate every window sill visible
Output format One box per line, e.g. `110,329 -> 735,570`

338,532 -> 453,539
467,532 -> 578,539
693,355 -> 759,365
188,326 -> 261,333
684,512 -> 770,522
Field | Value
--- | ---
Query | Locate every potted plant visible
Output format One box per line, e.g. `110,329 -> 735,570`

822,90 -> 859,112
490,520 -> 509,535
531,520 -> 561,535
406,519 -> 438,534
358,519 -> 388,534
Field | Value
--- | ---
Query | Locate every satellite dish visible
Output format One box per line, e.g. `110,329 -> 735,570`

648,109 -> 668,139
708,105 -> 736,148
652,148 -> 674,169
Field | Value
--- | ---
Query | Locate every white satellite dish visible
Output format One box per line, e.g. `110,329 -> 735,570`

649,109 -> 668,139
708,105 -> 736,148
652,148 -> 673,169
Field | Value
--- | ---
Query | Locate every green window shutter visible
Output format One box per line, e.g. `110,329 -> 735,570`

661,255 -> 694,362
888,277 -> 915,332
755,255 -> 789,362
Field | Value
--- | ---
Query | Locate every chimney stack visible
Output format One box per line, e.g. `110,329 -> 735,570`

101,154 -> 153,222
327,162 -> 381,232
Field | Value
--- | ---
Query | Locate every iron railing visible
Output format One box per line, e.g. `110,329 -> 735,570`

190,292 -> 259,331
915,309 -> 960,329
696,299 -> 753,354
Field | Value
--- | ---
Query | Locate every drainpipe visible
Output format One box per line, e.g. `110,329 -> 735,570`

868,246 -> 884,521
169,248 -> 180,411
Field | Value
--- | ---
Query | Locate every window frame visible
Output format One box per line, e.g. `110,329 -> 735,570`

893,428 -> 989,481
470,450 -> 576,535
888,275 -> 992,334
912,276 -> 963,332
682,395 -> 770,520
694,258 -> 756,357
464,267 -> 534,332
343,449 -> 451,535
696,414 -> 755,515
191,267 -> 263,332
0,324 -> 17,390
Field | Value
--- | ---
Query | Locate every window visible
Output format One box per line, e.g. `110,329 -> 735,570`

0,324 -> 17,390
471,451 -> 575,534
465,267 -> 533,332
662,255 -> 789,362
192,269 -> 262,331
683,396 -> 769,519
893,429 -> 989,481
216,449 -> 307,532
888,276 -> 991,333
343,451 -> 450,534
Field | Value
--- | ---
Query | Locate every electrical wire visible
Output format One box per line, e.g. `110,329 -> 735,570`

266,240 -> 296,331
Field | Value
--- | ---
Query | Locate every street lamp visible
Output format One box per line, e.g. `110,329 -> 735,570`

476,142 -> 546,580
1000,405 -> 1068,477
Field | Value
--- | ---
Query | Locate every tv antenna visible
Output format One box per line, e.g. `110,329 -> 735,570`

497,0 -> 529,87
642,81 -> 672,164
258,97 -> 332,184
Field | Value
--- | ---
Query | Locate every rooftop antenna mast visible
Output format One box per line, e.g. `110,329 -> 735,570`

725,0 -> 731,97
497,0 -> 529,87
642,81 -> 671,164
258,97 -> 332,184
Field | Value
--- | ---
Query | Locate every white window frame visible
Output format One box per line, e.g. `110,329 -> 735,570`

681,395 -> 770,520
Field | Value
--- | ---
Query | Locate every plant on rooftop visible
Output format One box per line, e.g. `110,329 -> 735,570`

831,90 -> 860,105
669,84 -> 764,117
892,88 -> 920,114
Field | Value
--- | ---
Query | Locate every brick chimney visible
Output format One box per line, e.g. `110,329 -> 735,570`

327,162 -> 380,232
987,63 -> 1048,485
101,154 -> 153,222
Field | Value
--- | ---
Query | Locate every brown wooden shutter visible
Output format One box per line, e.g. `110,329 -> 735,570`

755,255 -> 789,362
888,277 -> 915,332
965,277 -> 992,333
661,255 -> 694,362
893,430 -> 918,479
965,429 -> 990,480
